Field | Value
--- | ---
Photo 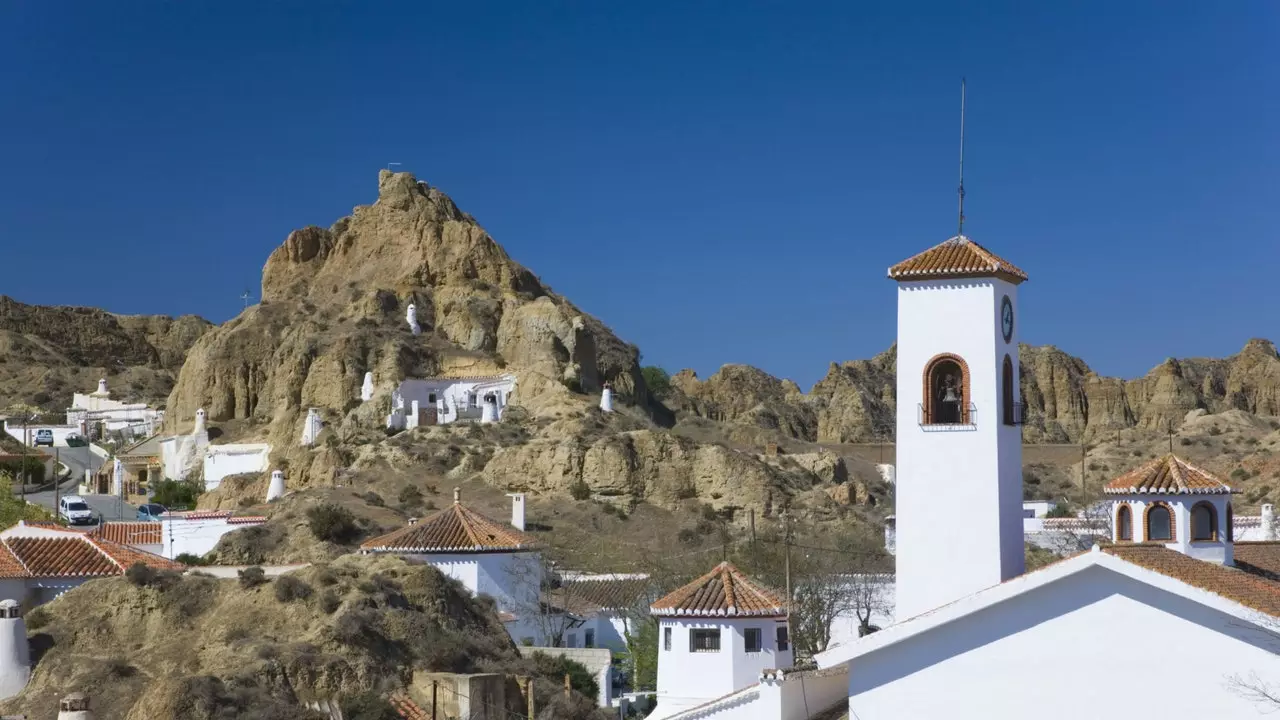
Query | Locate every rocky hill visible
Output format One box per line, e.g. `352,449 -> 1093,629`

165,170 -> 644,487
669,339 -> 1280,444
0,555 -> 605,720
0,296 -> 211,412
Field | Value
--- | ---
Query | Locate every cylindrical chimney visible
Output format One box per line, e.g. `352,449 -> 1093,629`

57,692 -> 94,720
0,599 -> 30,700
266,470 -> 286,502
1263,504 -> 1276,541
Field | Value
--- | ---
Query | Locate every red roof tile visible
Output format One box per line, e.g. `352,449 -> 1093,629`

651,562 -> 787,618
553,576 -> 655,614
90,537 -> 183,573
226,516 -> 267,524
1103,544 -> 1280,617
0,543 -> 27,579
5,537 -> 120,577
361,497 -> 535,553
390,693 -> 431,720
1104,454 -> 1232,495
1231,542 -> 1280,581
888,235 -> 1028,284
90,522 -> 163,545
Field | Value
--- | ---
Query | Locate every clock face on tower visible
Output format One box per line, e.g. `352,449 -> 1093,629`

1001,296 -> 1014,343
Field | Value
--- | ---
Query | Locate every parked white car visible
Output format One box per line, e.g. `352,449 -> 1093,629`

33,429 -> 54,447
59,496 -> 95,526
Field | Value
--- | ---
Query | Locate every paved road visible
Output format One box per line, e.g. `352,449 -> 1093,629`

13,444 -> 127,523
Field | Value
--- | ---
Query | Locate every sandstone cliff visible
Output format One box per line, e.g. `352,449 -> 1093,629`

166,170 -> 643,486
666,339 -> 1280,445
0,295 -> 211,411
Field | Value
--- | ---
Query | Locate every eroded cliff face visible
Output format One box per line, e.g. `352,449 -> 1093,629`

166,170 -> 643,486
665,339 -> 1280,445
0,295 -> 211,411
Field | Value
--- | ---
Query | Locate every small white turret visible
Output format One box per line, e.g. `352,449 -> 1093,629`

1264,504 -> 1276,541
361,372 -> 375,402
193,407 -> 207,435
0,598 -> 30,700
600,382 -> 614,413
266,470 -> 286,502
91,378 -> 110,398
301,408 -> 323,446
480,394 -> 498,424
508,492 -> 526,531
406,304 -> 421,336
57,691 -> 94,720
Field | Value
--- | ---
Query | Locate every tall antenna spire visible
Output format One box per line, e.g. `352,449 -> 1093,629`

957,77 -> 967,238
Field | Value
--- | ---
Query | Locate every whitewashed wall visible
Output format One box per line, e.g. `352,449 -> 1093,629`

844,565 -> 1280,719
654,617 -> 791,719
202,444 -> 270,490
165,519 -> 264,559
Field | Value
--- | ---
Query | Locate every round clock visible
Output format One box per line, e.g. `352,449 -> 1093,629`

1001,296 -> 1014,343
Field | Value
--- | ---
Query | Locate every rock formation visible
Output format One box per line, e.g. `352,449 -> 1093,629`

0,295 -> 211,411
165,170 -> 643,487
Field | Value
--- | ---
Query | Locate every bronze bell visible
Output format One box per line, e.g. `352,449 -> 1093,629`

942,387 -> 960,403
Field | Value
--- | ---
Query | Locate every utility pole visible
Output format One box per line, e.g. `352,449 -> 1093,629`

53,448 -> 59,518
19,412 -> 29,504
564,673 -> 571,701
783,511 -> 793,655
748,508 -> 756,550
1080,440 -> 1087,509
525,676 -> 535,720
431,680 -> 438,720
1167,421 -> 1175,454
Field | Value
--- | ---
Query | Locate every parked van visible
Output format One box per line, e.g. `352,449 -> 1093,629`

59,496 -> 94,526
33,429 -> 54,447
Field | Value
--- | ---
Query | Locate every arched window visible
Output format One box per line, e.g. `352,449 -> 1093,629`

1146,503 -> 1174,542
1002,355 -> 1015,426
1191,502 -> 1218,542
1116,504 -> 1133,542
923,354 -> 970,425
1227,503 -> 1234,542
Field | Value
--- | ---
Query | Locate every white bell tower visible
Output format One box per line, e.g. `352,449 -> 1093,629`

890,235 -> 1027,619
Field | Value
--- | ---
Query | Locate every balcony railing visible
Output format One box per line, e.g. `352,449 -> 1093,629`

918,402 -> 977,428
1004,400 -> 1030,426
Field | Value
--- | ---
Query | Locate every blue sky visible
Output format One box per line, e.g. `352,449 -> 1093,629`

2,2 -> 1276,389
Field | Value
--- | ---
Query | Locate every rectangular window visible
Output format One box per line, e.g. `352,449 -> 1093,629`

585,629 -> 596,648
566,633 -> 578,648
744,628 -> 763,653
776,626 -> 789,652
663,627 -> 671,651
690,628 -> 721,653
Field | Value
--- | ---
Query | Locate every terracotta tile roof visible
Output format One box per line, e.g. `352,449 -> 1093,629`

0,543 -> 27,579
5,537 -> 121,577
360,496 -> 535,553
1104,454 -> 1232,495
390,693 -> 430,720
170,511 -> 232,520
0,528 -> 182,579
554,575 -> 655,614
90,522 -> 163,545
1103,544 -> 1280,617
226,516 -> 267,524
888,235 -> 1028,283
650,561 -> 787,618
1232,542 -> 1280,581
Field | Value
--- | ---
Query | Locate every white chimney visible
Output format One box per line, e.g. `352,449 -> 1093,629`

508,493 -> 527,531
884,515 -> 897,556
0,599 -> 30,700
361,372 -> 375,403
453,487 -> 461,504
600,383 -> 614,413
1263,504 -> 1276,541
480,394 -> 498,424
57,692 -> 94,720
193,408 -> 207,435
266,470 -> 286,502
300,408 -> 323,447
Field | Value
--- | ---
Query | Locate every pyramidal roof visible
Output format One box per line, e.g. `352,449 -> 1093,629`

888,235 -> 1028,284
360,489 -> 535,554
650,561 -> 787,618
1104,454 -> 1233,495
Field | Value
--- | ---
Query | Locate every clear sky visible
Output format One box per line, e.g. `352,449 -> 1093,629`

2,2 -> 1276,389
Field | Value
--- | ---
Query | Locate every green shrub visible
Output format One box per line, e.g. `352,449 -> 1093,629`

677,528 -> 698,544
397,485 -> 423,507
175,553 -> 209,567
1231,468 -> 1249,481
307,503 -> 359,544
340,692 -> 400,720
273,575 -> 314,603
25,606 -> 50,630
319,591 -> 341,614
529,652 -> 600,702
362,492 -> 385,507
126,562 -> 157,587
569,478 -> 591,501
641,366 -> 672,397
700,504 -> 719,522
239,566 -> 267,589
151,479 -> 201,509
0,457 -> 46,486
1180,437 -> 1192,446
1045,505 -> 1074,518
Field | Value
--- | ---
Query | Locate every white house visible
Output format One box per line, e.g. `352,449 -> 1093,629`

202,443 -> 271,491
804,236 -> 1280,720
0,521 -> 181,610
359,488 -> 543,643
553,573 -> 654,652
385,374 -> 517,430
646,562 -> 800,720
66,378 -> 164,442
89,512 -> 266,560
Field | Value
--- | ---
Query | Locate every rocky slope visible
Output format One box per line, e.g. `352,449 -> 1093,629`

166,170 -> 644,486
669,339 -> 1280,444
0,555 -> 605,720
0,295 -> 210,412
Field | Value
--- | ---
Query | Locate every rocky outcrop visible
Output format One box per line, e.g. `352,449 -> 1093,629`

810,346 -> 897,443
0,295 -> 211,411
669,364 -> 817,440
166,170 -> 644,486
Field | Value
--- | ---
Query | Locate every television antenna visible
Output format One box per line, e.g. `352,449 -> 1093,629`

240,289 -> 251,309
957,78 -> 967,238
